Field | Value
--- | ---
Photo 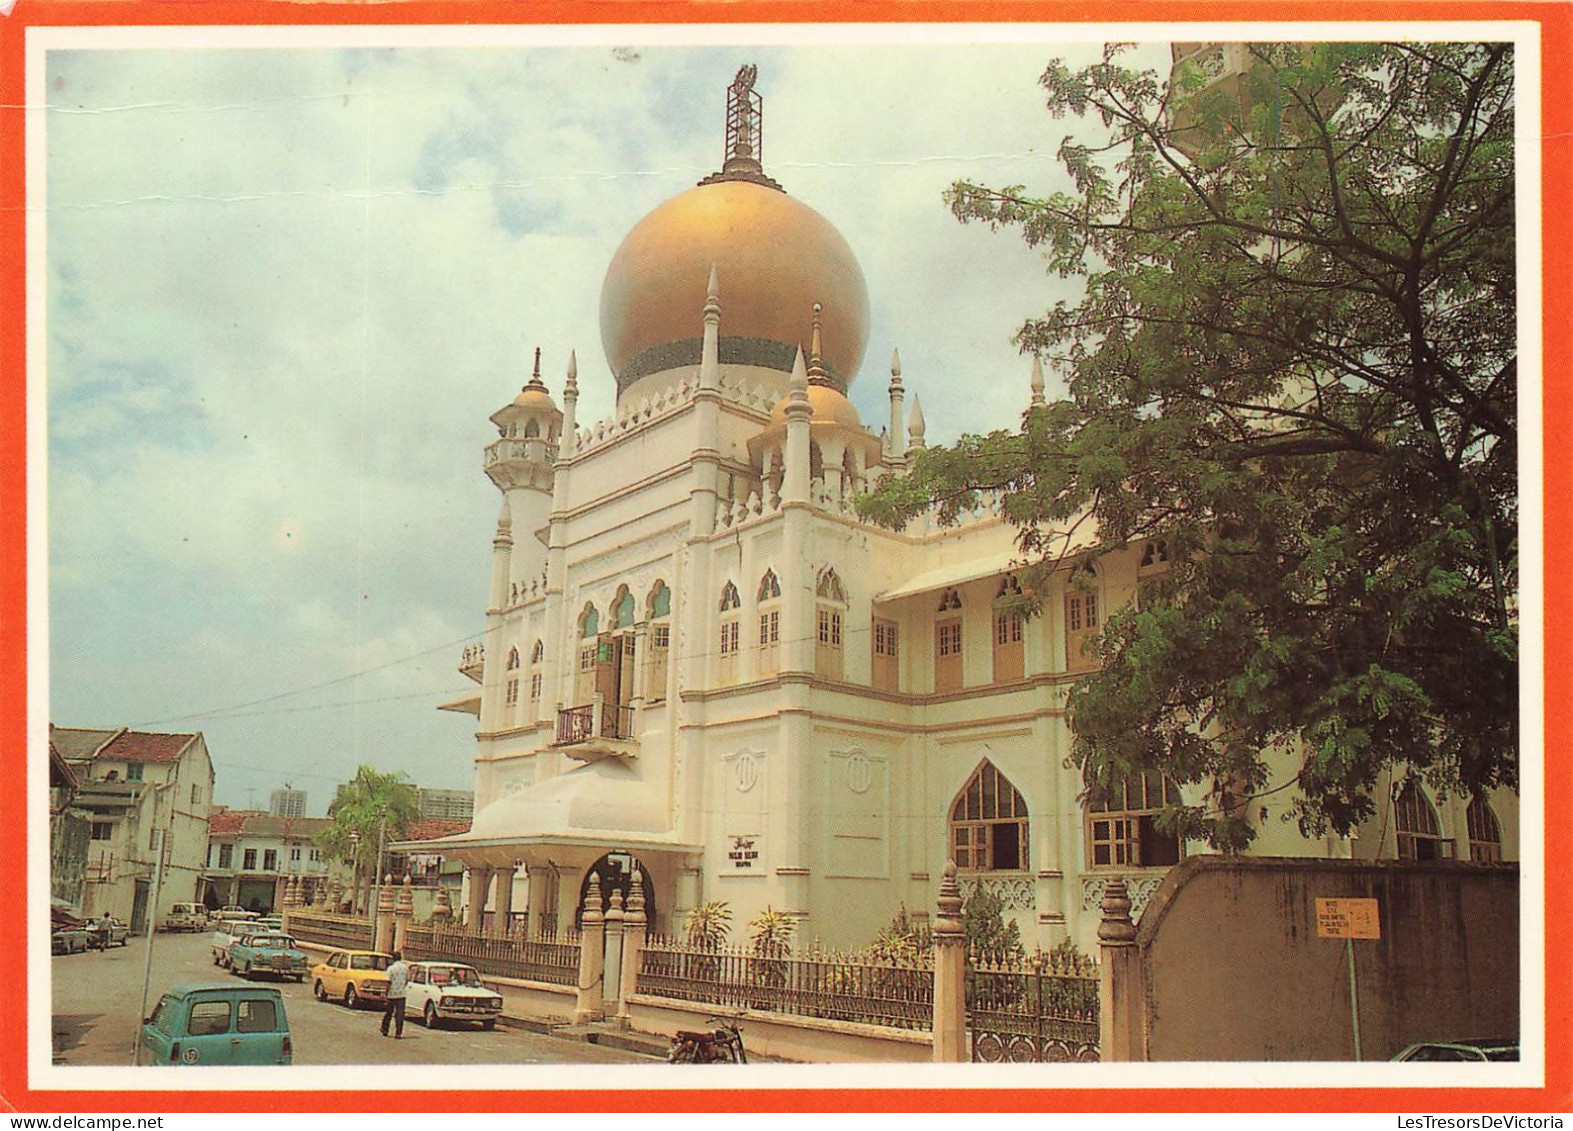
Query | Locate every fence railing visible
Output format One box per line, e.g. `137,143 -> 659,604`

553,701 -> 634,746
402,923 -> 580,987
286,911 -> 375,953
966,946 -> 1100,1062
636,937 -> 935,1031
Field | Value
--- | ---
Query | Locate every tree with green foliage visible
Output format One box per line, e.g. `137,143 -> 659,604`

861,43 -> 1516,849
316,764 -> 420,913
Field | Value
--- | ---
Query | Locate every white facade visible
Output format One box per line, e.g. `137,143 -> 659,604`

405,72 -> 1518,953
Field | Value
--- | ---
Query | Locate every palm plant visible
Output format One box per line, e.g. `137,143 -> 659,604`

682,899 -> 732,950
316,764 -> 420,914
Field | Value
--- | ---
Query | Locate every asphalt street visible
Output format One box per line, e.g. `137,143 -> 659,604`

51,930 -> 655,1067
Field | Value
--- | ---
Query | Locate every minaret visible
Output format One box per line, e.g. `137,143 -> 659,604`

485,348 -> 561,595
907,393 -> 927,451
782,347 -> 813,503
488,499 -> 513,616
690,265 -> 724,536
1029,354 -> 1046,409
887,348 -> 906,464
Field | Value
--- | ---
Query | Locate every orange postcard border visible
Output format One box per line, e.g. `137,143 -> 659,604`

2,0 -> 1567,1113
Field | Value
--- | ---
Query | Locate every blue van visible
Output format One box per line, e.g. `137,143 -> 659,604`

140,984 -> 292,1066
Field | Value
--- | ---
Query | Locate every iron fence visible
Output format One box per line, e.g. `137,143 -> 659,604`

286,911 -> 375,953
402,923 -> 580,987
966,946 -> 1100,1062
636,937 -> 934,1031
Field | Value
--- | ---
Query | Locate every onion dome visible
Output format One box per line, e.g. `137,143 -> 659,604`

598,66 -> 869,399
489,348 -> 562,441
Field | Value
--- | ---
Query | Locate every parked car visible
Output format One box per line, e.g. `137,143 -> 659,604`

404,962 -> 503,1030
210,921 -> 259,968
216,905 -> 259,920
1392,1038 -> 1520,1062
162,903 -> 208,933
88,916 -> 131,949
227,932 -> 309,982
310,950 -> 392,1009
140,984 -> 292,1066
52,927 -> 92,955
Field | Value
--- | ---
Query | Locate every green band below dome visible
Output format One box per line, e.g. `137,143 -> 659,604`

617,336 -> 846,395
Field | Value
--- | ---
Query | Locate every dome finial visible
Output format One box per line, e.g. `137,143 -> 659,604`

698,64 -> 784,191
1029,354 -> 1046,407
524,346 -> 547,391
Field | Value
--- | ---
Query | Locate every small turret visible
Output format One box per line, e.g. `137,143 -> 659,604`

907,393 -> 927,450
1029,354 -> 1046,409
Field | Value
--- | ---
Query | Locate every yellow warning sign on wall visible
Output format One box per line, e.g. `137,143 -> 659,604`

1316,897 -> 1381,939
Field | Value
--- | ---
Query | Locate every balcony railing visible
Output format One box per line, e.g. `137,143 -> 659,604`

551,698 -> 636,758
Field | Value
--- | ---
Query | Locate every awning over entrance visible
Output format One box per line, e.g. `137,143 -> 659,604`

390,757 -> 700,870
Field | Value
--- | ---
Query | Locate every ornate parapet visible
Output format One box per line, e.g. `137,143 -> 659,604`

958,873 -> 1037,912
1081,873 -> 1164,922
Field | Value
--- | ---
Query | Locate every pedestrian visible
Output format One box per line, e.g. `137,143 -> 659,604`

96,912 -> 114,951
380,950 -> 409,1038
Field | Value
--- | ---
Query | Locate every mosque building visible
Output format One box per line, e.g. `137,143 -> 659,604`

399,63 -> 1518,952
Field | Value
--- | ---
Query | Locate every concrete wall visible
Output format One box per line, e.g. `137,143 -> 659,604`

1135,856 -> 1518,1060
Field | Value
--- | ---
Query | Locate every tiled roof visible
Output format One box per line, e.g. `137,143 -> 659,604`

404,819 -> 471,842
100,730 -> 198,764
49,725 -> 120,762
207,810 -> 333,839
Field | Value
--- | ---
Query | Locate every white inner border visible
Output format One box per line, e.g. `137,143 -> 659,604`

25,19 -> 1546,1094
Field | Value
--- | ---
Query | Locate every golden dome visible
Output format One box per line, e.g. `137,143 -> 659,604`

600,180 -> 870,394
768,383 -> 862,432
511,384 -> 558,413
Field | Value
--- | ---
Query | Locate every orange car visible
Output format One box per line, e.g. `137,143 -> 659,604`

310,949 -> 392,1009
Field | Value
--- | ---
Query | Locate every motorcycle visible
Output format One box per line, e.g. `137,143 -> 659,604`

667,1017 -> 747,1063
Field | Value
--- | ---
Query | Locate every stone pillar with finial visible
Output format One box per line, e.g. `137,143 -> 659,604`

907,392 -> 927,452
574,875 -> 606,1024
931,860 -> 968,1062
393,874 -> 415,954
1029,354 -> 1046,410
690,265 -> 723,537
431,886 -> 453,929
1098,878 -> 1144,1061
616,870 -> 647,1030
602,889 -> 626,1017
374,875 -> 397,954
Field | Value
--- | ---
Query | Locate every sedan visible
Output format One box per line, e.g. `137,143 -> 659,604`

310,949 -> 392,1010
1392,1038 -> 1519,1062
405,962 -> 503,1030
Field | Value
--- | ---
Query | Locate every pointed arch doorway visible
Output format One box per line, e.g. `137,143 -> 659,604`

576,852 -> 659,937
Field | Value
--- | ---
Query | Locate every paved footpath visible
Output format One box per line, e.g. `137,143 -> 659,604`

51,931 -> 656,1067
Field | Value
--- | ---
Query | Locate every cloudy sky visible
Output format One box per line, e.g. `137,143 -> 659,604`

42,32 -> 1170,813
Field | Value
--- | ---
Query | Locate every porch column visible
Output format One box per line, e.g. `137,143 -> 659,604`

615,870 -> 647,1030
602,890 -> 626,1016
465,866 -> 492,935
1098,878 -> 1144,1062
574,876 -> 605,1024
932,861 -> 967,1062
491,865 -> 516,938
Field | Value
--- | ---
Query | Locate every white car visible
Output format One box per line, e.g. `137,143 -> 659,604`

404,962 -> 503,1030
210,921 -> 259,968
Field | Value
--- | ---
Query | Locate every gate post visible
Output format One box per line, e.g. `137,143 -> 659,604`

603,890 -> 626,1016
616,870 -> 647,1030
374,874 -> 397,953
1097,879 -> 1144,1061
931,860 -> 968,1062
393,875 -> 414,953
574,875 -> 605,1024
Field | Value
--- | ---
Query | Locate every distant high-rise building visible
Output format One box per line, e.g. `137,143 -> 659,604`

269,787 -> 307,819
415,787 -> 473,823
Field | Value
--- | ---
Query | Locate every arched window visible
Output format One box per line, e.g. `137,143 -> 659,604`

1466,795 -> 1503,862
718,581 -> 741,684
757,570 -> 781,677
815,567 -> 845,680
528,639 -> 544,715
524,418 -> 540,439
935,587 -> 963,692
1064,564 -> 1101,672
504,646 -> 521,710
993,575 -> 1025,682
1395,780 -> 1448,861
1086,770 -> 1182,869
951,761 -> 1029,872
614,588 -> 636,629
580,605 -> 600,639
758,570 -> 781,602
575,605 -> 601,703
646,581 -> 671,704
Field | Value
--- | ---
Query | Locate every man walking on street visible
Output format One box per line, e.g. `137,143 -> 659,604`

380,951 -> 409,1038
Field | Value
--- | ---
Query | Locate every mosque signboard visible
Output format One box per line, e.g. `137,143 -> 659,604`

723,834 -> 764,874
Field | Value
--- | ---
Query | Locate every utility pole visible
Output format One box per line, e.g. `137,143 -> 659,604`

132,810 -> 169,1065
371,810 -> 387,922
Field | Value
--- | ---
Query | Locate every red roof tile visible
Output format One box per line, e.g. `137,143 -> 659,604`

98,730 -> 199,764
404,819 -> 470,842
208,810 -> 259,836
